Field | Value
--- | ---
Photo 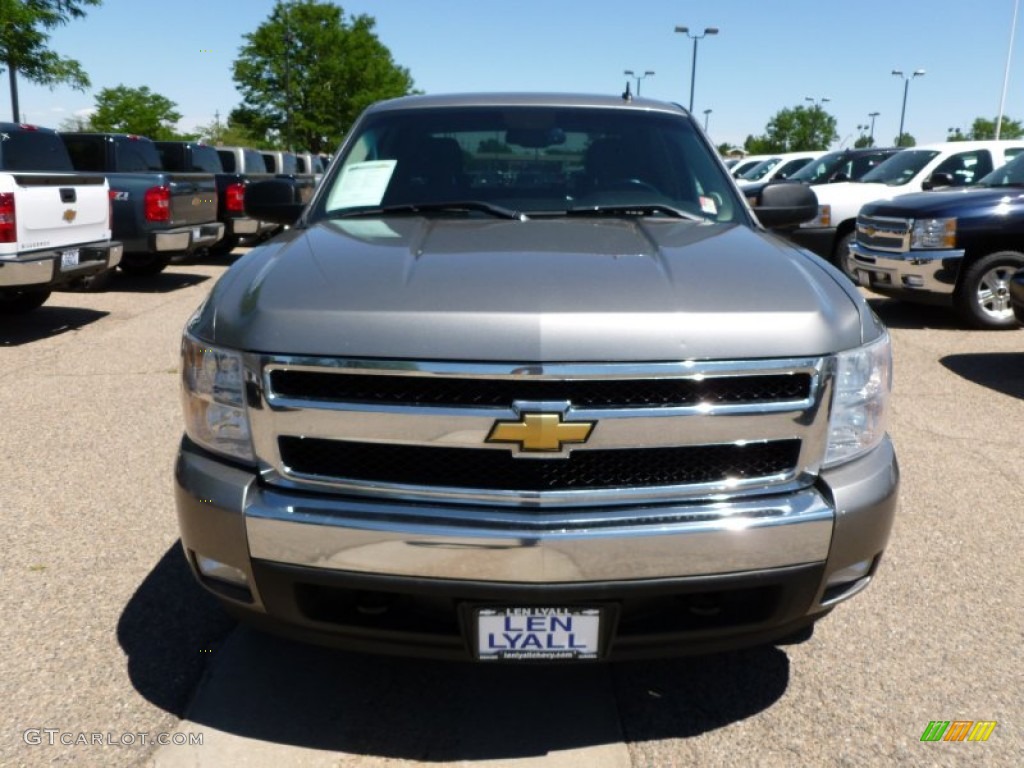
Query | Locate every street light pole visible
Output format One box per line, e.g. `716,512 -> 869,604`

623,69 -> 655,96
804,96 -> 831,108
703,108 -> 712,131
892,69 -> 925,146
674,26 -> 719,113
868,111 -> 880,143
996,0 -> 1020,138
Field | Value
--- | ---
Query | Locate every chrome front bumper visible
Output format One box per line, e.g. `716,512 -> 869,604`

176,436 -> 898,596
847,242 -> 963,296
243,487 -> 834,582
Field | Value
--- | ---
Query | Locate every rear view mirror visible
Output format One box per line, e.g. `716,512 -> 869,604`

505,127 -> 566,149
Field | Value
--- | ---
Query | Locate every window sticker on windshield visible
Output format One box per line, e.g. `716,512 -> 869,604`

699,196 -> 717,215
326,159 -> 397,209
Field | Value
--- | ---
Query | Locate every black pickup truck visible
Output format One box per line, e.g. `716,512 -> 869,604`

59,132 -> 224,275
154,140 -> 272,254
850,150 -> 1024,328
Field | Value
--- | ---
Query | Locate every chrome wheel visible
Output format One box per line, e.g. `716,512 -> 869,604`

974,265 -> 1015,322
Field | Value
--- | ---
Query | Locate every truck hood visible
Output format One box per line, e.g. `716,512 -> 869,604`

861,186 -> 1024,217
198,217 -> 867,361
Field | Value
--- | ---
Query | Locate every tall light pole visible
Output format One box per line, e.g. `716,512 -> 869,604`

868,111 -> 880,143
623,69 -> 655,96
674,26 -> 719,113
996,0 -> 1020,138
804,96 -> 831,108
703,108 -> 712,131
892,69 -> 925,147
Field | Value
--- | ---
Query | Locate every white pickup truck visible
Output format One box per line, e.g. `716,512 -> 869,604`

787,140 -> 1024,271
0,123 -> 122,313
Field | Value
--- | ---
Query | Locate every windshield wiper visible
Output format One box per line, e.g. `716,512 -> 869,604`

331,201 -> 526,220
564,203 -> 704,221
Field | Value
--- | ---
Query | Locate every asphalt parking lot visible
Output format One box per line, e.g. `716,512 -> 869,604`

1,255 -> 1021,767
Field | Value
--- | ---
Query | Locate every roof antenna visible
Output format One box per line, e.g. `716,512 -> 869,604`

622,81 -> 633,102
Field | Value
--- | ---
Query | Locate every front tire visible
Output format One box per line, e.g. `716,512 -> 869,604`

834,232 -> 857,280
954,251 -> 1024,329
0,288 -> 51,314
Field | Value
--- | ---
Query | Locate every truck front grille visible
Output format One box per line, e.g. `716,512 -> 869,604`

249,357 -> 832,508
268,370 -> 812,408
278,437 -> 802,492
856,215 -> 910,253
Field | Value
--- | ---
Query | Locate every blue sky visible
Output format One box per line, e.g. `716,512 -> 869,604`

6,0 -> 1024,150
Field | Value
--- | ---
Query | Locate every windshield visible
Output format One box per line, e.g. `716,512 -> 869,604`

0,130 -> 73,171
789,152 -> 843,183
858,150 -> 940,186
738,158 -> 780,181
315,105 -> 742,223
977,152 -> 1024,186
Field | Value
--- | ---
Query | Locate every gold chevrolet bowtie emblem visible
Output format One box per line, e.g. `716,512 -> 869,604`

62,209 -> 77,223
486,413 -> 595,453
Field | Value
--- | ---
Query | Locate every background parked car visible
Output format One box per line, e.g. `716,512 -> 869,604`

0,122 -> 121,310
1010,268 -> 1024,323
787,140 -> 1024,271
742,147 -> 903,206
735,151 -> 822,188
730,154 -> 771,178
60,132 -> 223,275
156,140 -> 273,254
850,150 -> 1024,328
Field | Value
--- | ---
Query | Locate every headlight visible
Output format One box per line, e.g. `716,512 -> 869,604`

800,204 -> 831,228
910,217 -> 956,249
824,332 -> 892,467
181,333 -> 255,462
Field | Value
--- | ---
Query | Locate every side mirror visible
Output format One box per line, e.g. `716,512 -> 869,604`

750,182 -> 818,229
830,172 -> 850,183
245,179 -> 305,225
922,172 -> 954,190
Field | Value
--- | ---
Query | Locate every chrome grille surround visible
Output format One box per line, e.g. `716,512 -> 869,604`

856,215 -> 911,253
246,356 -> 833,509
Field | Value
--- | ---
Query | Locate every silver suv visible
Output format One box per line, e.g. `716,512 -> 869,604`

175,93 -> 898,661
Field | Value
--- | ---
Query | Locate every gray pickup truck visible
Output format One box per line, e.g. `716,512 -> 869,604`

60,132 -> 224,275
175,94 -> 898,661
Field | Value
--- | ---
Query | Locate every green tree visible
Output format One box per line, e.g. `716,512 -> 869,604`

744,105 -> 838,153
89,85 -> 182,139
894,133 -> 916,147
950,116 -> 1024,140
853,135 -> 875,148
232,0 -> 417,153
194,111 -> 270,148
0,0 -> 101,121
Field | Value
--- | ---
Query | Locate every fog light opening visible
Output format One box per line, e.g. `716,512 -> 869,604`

686,594 -> 722,617
196,554 -> 249,587
355,591 -> 395,616
821,556 -> 880,606
902,275 -> 925,288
